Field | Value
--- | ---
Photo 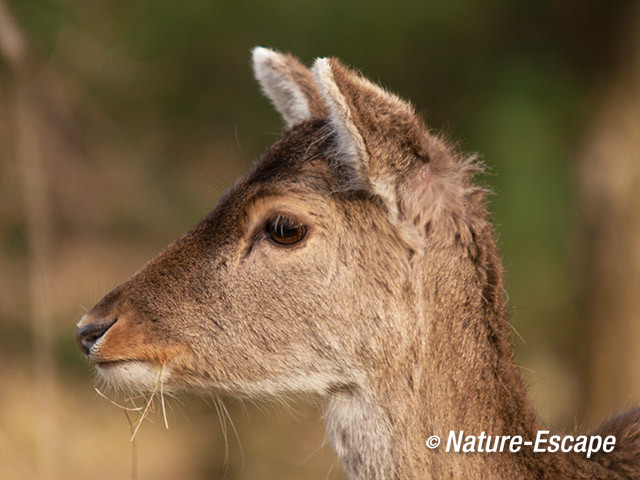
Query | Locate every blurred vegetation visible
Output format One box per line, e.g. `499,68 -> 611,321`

0,0 -> 638,479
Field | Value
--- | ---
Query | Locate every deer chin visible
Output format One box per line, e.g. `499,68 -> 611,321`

95,359 -> 171,394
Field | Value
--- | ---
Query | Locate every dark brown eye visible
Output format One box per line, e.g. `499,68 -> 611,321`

266,215 -> 306,245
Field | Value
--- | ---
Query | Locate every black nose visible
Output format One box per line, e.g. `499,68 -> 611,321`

77,319 -> 116,356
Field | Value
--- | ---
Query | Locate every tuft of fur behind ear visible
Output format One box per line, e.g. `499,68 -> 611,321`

252,47 -> 327,127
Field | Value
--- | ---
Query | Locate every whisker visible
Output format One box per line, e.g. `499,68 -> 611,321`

219,398 -> 244,470
159,365 -> 169,430
94,387 -> 142,411
213,397 -> 229,469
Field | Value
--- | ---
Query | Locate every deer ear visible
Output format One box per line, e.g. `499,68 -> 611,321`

252,47 -> 327,127
312,57 -> 472,231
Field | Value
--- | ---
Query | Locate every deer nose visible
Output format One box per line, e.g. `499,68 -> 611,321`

77,319 -> 117,356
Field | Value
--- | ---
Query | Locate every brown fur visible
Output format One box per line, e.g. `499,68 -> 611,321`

77,49 -> 640,479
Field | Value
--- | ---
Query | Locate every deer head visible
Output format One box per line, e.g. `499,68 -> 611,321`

80,48 -> 636,479
77,46 -> 485,394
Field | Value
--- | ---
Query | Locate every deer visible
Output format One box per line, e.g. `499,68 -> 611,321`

76,47 -> 640,479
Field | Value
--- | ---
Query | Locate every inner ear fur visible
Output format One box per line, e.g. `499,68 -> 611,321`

252,47 -> 327,127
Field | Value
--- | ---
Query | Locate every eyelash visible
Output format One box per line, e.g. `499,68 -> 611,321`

265,214 -> 307,246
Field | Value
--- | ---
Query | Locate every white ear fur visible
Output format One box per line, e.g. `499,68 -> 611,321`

312,58 -> 369,183
252,47 -> 312,127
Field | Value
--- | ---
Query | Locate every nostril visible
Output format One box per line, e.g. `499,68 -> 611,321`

77,319 -> 117,356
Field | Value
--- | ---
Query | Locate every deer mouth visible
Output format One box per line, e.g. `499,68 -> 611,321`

93,359 -> 171,393
95,359 -> 129,368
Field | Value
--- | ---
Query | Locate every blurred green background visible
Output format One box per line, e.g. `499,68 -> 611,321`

1,0 -> 639,479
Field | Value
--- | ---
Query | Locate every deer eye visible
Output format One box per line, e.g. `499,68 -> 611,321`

266,215 -> 306,245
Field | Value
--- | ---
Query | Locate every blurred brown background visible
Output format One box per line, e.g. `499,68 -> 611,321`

1,1 -> 639,478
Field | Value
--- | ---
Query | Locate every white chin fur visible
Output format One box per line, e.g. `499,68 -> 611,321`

96,361 -> 171,393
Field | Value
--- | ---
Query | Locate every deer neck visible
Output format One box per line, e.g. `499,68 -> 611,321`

324,225 -> 541,479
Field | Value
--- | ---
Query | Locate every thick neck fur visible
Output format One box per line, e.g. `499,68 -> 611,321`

323,210 -> 637,479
